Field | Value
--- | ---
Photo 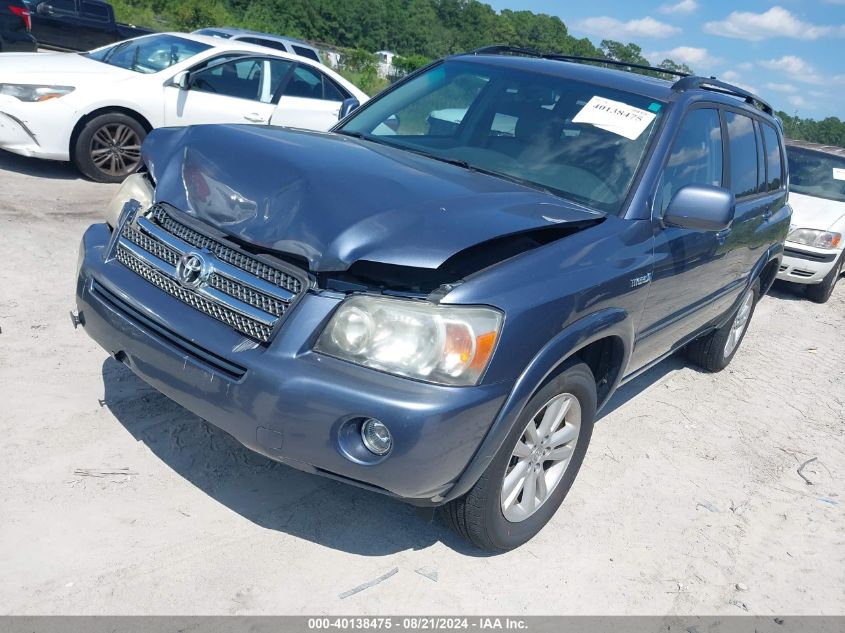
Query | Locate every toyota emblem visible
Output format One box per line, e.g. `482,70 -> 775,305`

176,252 -> 210,289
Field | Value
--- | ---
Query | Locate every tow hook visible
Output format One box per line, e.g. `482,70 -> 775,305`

69,310 -> 84,329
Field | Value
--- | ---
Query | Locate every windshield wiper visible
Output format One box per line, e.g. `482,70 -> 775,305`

102,40 -> 132,64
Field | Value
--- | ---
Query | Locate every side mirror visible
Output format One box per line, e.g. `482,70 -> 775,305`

36,2 -> 54,15
663,184 -> 735,232
338,97 -> 360,120
170,70 -> 190,90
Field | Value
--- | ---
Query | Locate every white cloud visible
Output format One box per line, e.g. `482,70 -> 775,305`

649,46 -> 721,68
764,82 -> 797,93
718,70 -> 758,94
760,56 -> 824,84
737,62 -> 754,72
658,0 -> 698,14
574,16 -> 681,39
787,95 -> 810,110
703,6 -> 845,41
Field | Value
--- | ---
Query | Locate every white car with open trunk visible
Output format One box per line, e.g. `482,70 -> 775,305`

0,31 -> 367,182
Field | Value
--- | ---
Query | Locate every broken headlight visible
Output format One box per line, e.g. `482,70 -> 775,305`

105,173 -> 154,228
315,295 -> 503,386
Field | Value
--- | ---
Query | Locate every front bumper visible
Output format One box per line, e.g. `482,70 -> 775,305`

76,223 -> 511,504
776,243 -> 842,284
0,95 -> 74,160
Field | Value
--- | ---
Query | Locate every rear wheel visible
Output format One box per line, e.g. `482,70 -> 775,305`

805,253 -> 843,304
687,281 -> 759,372
441,360 -> 596,552
74,113 -> 146,183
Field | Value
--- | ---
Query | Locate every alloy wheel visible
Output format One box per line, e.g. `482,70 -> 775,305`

89,123 -> 142,177
500,393 -> 581,523
723,289 -> 754,358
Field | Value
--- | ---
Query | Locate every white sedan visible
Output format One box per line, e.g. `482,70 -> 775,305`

777,140 -> 845,303
0,32 -> 368,182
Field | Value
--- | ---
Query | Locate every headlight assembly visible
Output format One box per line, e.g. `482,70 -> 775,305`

105,172 -> 154,228
315,295 -> 503,386
787,228 -> 842,249
0,84 -> 75,102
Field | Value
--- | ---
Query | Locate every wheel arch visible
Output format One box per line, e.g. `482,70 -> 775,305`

442,308 -> 634,503
68,106 -> 153,163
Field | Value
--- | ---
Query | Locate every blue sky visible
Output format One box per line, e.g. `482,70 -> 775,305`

484,0 -> 845,119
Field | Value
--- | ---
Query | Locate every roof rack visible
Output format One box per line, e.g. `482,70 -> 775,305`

468,45 -> 691,78
672,76 -> 773,115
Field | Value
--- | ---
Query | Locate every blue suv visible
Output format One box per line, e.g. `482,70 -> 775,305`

75,47 -> 790,551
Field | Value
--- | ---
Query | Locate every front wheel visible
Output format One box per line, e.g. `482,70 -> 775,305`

74,113 -> 146,183
441,360 -> 596,552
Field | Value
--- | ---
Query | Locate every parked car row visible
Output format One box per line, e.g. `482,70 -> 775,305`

0,32 -> 367,181
70,48 -> 806,551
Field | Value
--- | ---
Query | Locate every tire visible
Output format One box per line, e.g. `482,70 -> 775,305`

441,359 -> 596,552
73,112 -> 146,183
805,252 -> 843,304
686,280 -> 759,372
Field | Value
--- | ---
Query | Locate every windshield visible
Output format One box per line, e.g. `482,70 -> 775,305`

787,146 -> 845,204
86,34 -> 211,74
339,60 -> 665,213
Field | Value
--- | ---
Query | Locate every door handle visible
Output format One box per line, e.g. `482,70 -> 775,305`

243,113 -> 267,123
716,228 -> 732,244
762,208 -> 773,221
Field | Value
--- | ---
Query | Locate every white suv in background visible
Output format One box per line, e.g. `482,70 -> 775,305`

777,140 -> 845,303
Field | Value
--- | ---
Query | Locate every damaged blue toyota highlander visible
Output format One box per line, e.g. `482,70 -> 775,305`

75,47 -> 790,551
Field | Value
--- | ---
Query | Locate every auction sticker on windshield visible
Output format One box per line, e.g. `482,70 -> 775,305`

833,167 -> 845,181
572,96 -> 656,140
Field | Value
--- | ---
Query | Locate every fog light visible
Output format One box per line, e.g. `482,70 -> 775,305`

361,418 -> 392,456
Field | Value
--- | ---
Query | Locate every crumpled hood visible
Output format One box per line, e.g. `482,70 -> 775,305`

0,52 -> 130,85
142,124 -> 604,272
789,192 -> 845,232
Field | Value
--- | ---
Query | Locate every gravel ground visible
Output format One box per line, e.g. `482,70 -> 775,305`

0,149 -> 843,615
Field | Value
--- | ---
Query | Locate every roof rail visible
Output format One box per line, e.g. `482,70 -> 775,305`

672,76 -> 773,115
467,45 -> 691,78
544,54 -> 690,78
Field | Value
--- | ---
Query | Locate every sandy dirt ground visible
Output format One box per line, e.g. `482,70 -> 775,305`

0,149 -> 843,616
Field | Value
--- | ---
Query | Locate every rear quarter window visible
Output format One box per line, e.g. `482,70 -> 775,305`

761,123 -> 784,191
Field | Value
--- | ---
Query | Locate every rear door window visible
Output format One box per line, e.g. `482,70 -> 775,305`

656,108 -> 724,215
761,123 -> 784,191
725,112 -> 761,198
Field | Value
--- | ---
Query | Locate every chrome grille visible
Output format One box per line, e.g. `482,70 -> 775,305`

116,248 -> 274,342
123,226 -> 179,266
208,274 -> 287,317
150,206 -> 302,294
112,205 -> 307,343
